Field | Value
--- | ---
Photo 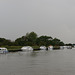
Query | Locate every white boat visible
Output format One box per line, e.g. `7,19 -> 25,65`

21,46 -> 33,52
40,46 -> 46,50
60,46 -> 64,49
67,46 -> 72,49
48,45 -> 53,50
0,47 -> 8,53
63,46 -> 68,49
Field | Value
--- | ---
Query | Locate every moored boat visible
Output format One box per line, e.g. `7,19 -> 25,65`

48,45 -> 53,50
40,46 -> 46,50
60,46 -> 64,49
21,46 -> 33,52
0,47 -> 8,53
67,46 -> 72,49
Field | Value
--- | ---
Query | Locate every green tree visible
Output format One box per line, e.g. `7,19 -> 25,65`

0,38 -> 13,46
36,36 -> 53,46
15,32 -> 37,46
52,38 -> 64,46
27,32 -> 37,45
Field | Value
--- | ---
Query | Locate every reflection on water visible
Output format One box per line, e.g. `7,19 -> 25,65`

0,49 -> 75,75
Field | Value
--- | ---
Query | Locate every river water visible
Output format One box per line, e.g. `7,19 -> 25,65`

0,48 -> 75,75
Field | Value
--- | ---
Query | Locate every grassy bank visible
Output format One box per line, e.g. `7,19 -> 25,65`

5,46 -> 22,50
0,46 -> 40,52
0,45 -> 60,52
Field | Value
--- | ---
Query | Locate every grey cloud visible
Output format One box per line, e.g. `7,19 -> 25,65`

0,0 -> 75,43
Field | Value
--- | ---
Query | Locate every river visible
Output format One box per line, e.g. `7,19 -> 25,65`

0,48 -> 75,75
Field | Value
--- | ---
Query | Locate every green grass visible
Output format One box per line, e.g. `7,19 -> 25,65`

1,46 -> 22,50
32,46 -> 39,49
0,46 -> 40,51
0,46 -> 61,50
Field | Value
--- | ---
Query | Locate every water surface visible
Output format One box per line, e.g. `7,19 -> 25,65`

0,49 -> 75,75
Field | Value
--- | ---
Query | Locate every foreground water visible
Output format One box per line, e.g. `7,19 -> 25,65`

0,49 -> 75,75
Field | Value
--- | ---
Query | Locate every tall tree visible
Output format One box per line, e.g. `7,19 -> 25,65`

26,32 -> 37,45
15,32 -> 37,46
36,36 -> 53,46
52,38 -> 64,46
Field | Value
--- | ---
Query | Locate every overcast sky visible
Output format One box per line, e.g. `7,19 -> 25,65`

0,0 -> 75,43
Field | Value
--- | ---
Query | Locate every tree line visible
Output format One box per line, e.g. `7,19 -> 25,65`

0,32 -> 65,46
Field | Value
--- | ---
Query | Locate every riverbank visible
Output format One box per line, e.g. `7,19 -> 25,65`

1,46 -> 40,52
0,46 -> 61,52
